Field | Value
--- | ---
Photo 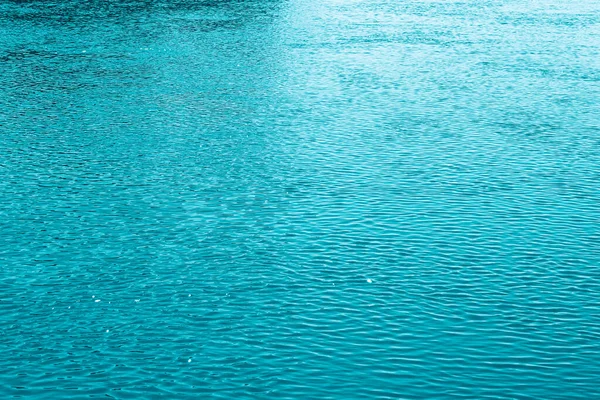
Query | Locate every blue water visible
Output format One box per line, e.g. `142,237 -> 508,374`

1,0 -> 600,398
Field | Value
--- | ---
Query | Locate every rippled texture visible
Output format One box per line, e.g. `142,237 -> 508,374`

1,0 -> 600,398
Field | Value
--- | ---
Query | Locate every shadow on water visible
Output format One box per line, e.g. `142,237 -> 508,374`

0,0 -> 288,135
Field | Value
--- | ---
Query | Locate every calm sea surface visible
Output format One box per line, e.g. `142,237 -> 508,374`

1,0 -> 600,398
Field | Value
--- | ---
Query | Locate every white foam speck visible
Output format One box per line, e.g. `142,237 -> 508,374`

367,279 -> 372,283
95,299 -> 101,303
106,329 -> 109,333
188,359 -> 192,363
135,299 -> 140,303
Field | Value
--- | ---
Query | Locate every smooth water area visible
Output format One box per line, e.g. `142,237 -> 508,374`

1,0 -> 600,398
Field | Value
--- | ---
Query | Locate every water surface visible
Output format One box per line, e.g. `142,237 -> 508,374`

1,0 -> 600,398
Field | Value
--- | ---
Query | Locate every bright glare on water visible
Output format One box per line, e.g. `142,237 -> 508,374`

1,0 -> 600,398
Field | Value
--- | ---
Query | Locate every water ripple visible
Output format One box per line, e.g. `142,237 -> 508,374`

2,0 -> 600,398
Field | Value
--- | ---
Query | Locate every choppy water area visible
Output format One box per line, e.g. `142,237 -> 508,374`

1,0 -> 600,398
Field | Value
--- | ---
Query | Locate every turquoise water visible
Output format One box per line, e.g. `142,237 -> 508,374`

1,0 -> 600,398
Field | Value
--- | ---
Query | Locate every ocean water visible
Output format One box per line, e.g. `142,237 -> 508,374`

1,0 -> 600,398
